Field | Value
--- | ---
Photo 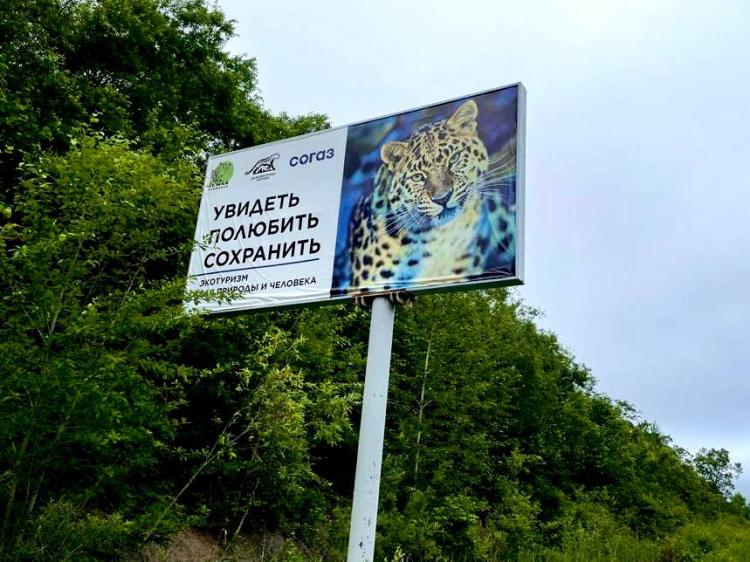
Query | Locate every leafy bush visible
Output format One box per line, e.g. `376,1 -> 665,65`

9,499 -> 177,562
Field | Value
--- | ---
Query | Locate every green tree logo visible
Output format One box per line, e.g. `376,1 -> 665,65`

208,161 -> 234,188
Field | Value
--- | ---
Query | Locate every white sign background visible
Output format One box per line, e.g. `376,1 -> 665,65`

186,127 -> 348,312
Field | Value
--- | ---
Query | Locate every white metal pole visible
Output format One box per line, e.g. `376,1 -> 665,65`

347,296 -> 396,562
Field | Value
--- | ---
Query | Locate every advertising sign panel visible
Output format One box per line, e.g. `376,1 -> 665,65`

187,83 -> 526,313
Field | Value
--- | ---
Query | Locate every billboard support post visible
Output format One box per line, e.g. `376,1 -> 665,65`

347,296 -> 396,562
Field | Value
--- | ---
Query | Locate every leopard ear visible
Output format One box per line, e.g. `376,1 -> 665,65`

447,100 -> 478,135
381,141 -> 409,169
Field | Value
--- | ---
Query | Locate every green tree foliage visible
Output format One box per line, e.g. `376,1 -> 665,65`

363,293 -> 744,560
693,448 -> 744,499
0,135 -> 360,558
1,1 -> 748,560
0,0 -> 327,198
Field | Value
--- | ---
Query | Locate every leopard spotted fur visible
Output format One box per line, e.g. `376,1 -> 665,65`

346,99 -> 515,294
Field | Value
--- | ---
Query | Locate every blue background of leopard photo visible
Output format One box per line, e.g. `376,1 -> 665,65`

331,86 -> 519,293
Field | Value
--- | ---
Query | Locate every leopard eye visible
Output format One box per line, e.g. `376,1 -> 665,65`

411,172 -> 425,182
449,152 -> 461,165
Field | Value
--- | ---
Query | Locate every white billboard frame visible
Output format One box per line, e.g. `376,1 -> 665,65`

187,82 -> 526,314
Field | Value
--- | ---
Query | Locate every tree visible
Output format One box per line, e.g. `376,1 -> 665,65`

0,0 -> 327,200
0,135 -> 199,556
693,448 -> 743,498
0,2 -> 334,557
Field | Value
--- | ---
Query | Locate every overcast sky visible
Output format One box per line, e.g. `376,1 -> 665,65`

219,0 -> 750,494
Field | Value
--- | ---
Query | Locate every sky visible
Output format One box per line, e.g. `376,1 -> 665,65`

218,0 -> 750,494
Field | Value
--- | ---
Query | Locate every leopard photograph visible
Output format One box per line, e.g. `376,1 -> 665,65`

331,87 -> 521,297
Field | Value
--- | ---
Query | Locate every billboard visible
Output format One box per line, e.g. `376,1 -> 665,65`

186,83 -> 525,313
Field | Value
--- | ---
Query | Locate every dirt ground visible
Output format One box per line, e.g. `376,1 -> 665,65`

137,528 -> 291,562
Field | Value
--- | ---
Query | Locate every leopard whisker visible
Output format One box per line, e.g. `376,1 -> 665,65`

475,171 -> 516,181
488,151 -> 515,162
385,214 -> 412,233
475,186 -> 508,195
471,182 -> 515,193
472,189 -> 509,202
486,161 -> 515,173
486,162 -> 515,173
485,157 -> 516,168
488,145 -> 516,162
383,210 -> 411,230
475,174 -> 515,182
483,163 -> 515,172
479,168 -> 516,180
390,209 -> 423,232
477,175 -> 515,186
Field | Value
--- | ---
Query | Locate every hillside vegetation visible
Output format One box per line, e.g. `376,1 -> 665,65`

1,1 -> 747,560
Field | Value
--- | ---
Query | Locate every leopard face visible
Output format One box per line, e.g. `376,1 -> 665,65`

378,100 -> 489,229
341,98 -> 516,294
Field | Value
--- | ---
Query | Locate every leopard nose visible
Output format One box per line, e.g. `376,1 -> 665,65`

432,191 -> 452,207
